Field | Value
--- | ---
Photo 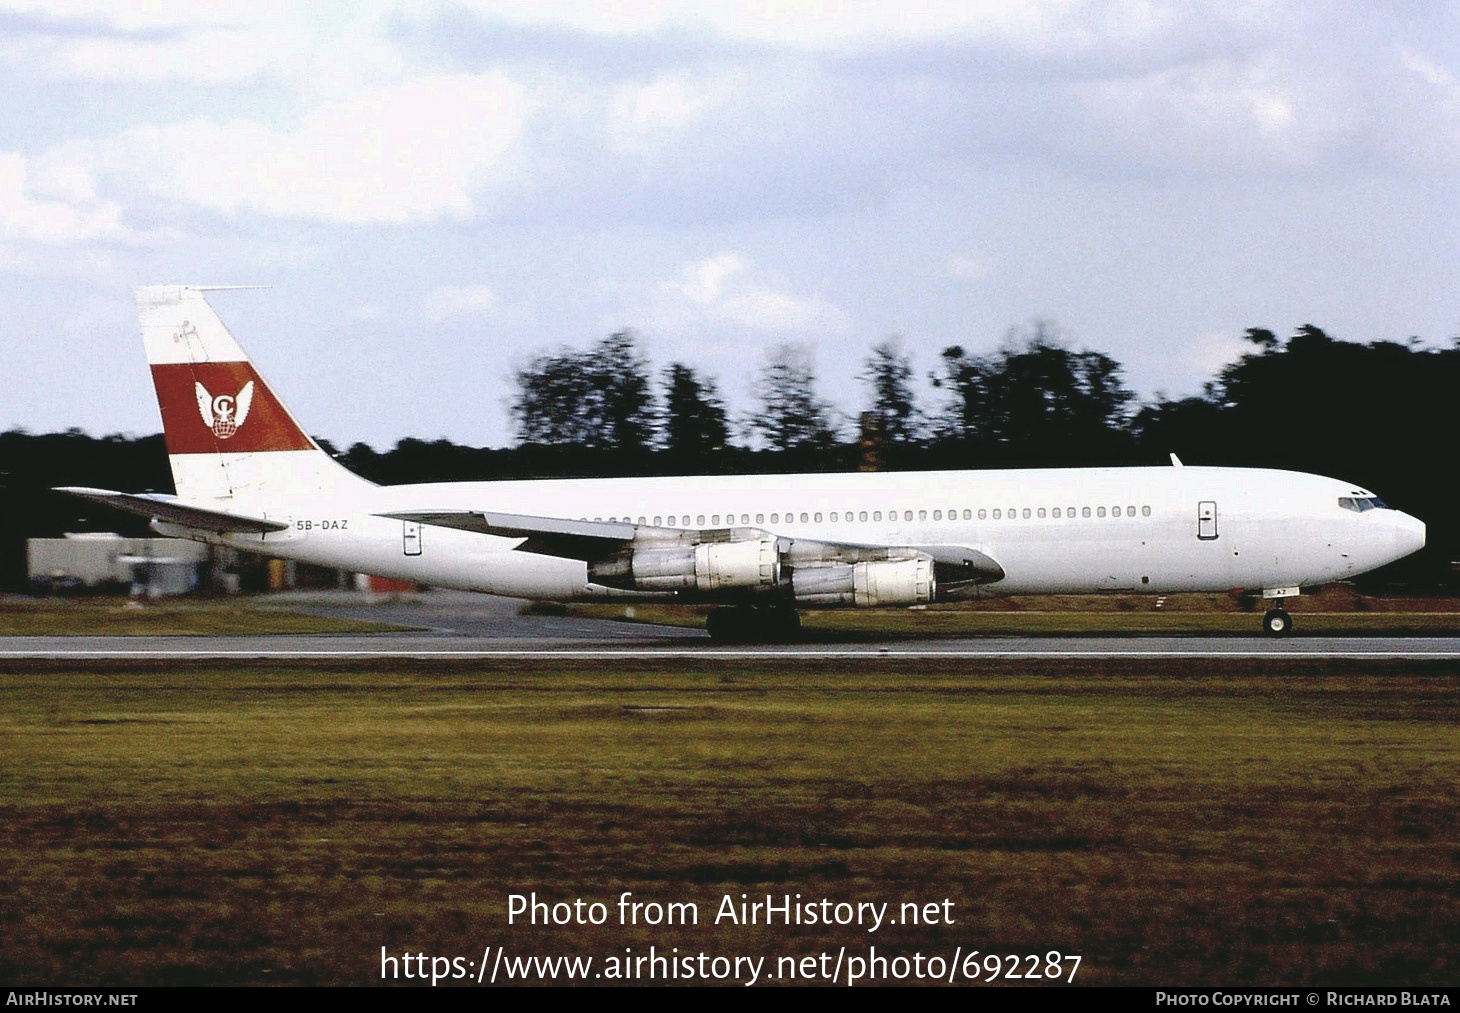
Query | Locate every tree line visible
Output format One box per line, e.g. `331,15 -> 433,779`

504,322 -> 1141,474
3,322 -> 1455,590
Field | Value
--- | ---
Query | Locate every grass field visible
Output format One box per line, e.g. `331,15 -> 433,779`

566,587 -> 1460,638
0,657 -> 1454,986
8,587 -> 1460,639
0,597 -> 409,636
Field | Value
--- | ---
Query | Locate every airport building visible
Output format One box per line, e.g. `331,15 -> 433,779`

25,534 -> 411,597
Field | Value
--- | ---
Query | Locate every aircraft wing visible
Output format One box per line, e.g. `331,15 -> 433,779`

55,487 -> 288,534
384,510 -> 689,560
382,510 -> 1003,583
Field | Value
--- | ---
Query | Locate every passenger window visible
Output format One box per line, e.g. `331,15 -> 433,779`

1142,505 -> 1151,517
1022,508 -> 1031,519
814,512 -> 822,522
801,512 -> 809,523
933,510 -> 942,521
993,509 -> 1001,520
964,509 -> 973,520
1082,507 -> 1091,518
755,513 -> 764,524
859,511 -> 868,522
873,511 -> 882,521
918,510 -> 927,521
770,513 -> 779,524
1098,507 -> 1106,518
1052,508 -> 1061,518
1038,508 -> 1046,518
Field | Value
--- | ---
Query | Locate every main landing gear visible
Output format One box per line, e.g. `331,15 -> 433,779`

1262,607 -> 1293,637
705,604 -> 802,644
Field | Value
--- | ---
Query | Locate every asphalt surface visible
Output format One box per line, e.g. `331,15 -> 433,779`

3,590 -> 1460,659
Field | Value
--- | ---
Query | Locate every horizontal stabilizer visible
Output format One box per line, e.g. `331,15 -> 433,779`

55,487 -> 288,534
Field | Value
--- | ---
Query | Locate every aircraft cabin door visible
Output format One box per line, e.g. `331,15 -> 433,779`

1197,500 -> 1218,540
402,520 -> 422,556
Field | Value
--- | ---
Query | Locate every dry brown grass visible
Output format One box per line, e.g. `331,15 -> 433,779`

0,598 -> 408,636
0,658 -> 1454,986
568,588 -> 1460,637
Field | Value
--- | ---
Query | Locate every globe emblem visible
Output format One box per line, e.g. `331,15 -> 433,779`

196,381 -> 254,441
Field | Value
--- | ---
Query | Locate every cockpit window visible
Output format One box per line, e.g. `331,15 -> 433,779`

1338,496 -> 1389,512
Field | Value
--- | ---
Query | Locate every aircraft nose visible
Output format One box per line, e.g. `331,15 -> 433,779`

1393,511 -> 1426,559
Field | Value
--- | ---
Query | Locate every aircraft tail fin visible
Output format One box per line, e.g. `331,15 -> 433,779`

137,286 -> 373,502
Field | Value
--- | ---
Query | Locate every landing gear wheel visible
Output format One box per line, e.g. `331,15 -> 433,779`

705,605 -> 802,643
705,607 -> 742,643
1262,608 -> 1293,637
768,605 -> 801,641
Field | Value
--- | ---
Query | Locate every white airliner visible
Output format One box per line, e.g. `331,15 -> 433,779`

59,286 -> 1425,640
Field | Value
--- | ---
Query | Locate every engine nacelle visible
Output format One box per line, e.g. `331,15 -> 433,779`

589,537 -> 780,592
791,556 -> 935,607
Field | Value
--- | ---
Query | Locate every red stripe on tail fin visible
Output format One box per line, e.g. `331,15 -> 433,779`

151,361 -> 315,455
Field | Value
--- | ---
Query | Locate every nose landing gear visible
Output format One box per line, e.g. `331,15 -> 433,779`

1262,607 -> 1293,636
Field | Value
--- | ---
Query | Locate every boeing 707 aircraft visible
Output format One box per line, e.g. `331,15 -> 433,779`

58,286 -> 1426,641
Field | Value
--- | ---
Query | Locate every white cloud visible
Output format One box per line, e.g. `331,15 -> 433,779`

70,71 -> 533,224
0,1 -> 272,33
465,0 -> 1176,54
677,251 -> 747,303
1077,56 -> 1347,170
662,252 -> 851,335
1401,48 -> 1458,92
1183,330 -> 1246,381
0,152 -> 127,244
607,70 -> 742,153
6,3 -> 405,100
49,28 -> 288,84
946,252 -> 994,282
424,284 -> 500,322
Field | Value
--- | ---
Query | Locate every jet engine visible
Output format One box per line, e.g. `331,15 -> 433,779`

589,536 -> 780,592
790,556 -> 935,607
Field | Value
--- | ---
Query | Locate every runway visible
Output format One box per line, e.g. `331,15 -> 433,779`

3,591 -> 1459,660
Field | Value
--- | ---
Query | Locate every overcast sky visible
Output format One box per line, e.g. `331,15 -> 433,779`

3,1 -> 1457,451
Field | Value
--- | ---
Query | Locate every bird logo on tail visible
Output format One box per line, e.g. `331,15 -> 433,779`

195,380 -> 255,439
